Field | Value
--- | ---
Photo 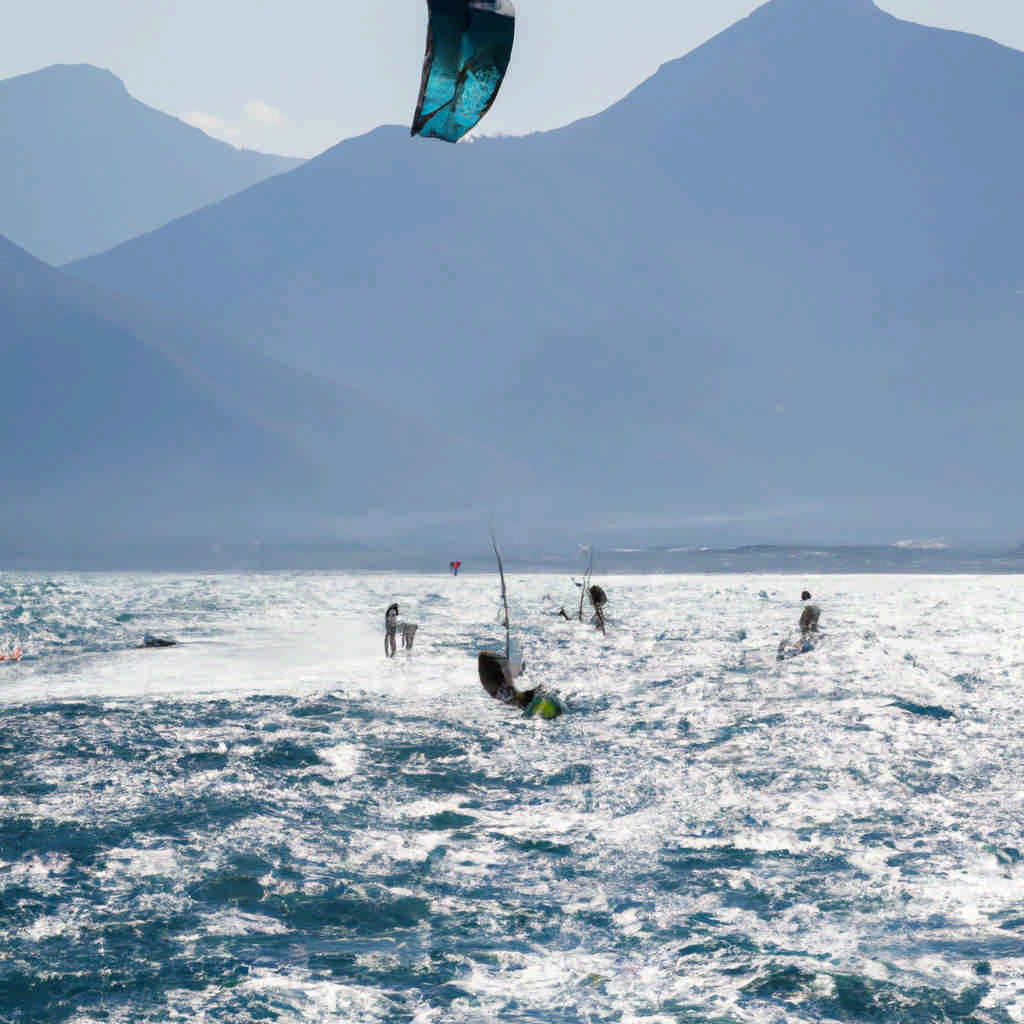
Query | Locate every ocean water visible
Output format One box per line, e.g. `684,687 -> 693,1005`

1,571 -> 1023,1023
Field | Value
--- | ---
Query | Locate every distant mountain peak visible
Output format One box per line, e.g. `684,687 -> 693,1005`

782,0 -> 875,9
0,64 -> 302,265
9,62 -> 128,95
738,0 -> 888,33
755,0 -> 880,15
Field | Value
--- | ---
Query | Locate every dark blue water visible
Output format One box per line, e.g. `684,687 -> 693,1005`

1,572 -> 1022,1022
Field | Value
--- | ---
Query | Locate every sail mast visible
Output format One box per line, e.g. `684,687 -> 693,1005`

578,545 -> 593,621
491,531 -> 511,660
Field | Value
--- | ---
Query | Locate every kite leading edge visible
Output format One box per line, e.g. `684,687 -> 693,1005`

411,0 -> 515,143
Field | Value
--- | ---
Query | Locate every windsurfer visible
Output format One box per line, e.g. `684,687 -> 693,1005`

478,651 -> 537,708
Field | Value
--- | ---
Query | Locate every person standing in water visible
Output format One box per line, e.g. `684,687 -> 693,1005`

777,590 -> 822,661
799,590 -> 821,636
385,603 -> 399,657
589,584 -> 608,634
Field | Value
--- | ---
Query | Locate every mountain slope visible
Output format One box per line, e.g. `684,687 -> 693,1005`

0,64 -> 302,264
68,0 -> 1024,543
0,233 -> 501,551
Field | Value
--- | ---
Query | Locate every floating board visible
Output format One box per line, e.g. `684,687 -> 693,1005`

776,635 -> 820,661
139,634 -> 177,649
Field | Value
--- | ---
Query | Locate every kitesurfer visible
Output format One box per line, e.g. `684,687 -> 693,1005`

799,590 -> 821,635
385,603 -> 399,657
589,584 -> 608,633
450,560 -> 461,576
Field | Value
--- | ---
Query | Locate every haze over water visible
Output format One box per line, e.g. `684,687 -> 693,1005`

2,571 -> 1022,1022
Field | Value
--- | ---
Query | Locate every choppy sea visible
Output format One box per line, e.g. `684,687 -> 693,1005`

1,571 -> 1023,1023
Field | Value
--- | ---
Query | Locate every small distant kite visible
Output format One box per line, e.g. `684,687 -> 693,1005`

411,0 -> 515,143
450,561 -> 462,575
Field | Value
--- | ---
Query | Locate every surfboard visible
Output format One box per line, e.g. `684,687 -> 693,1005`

776,635 -> 820,661
0,646 -> 23,662
139,634 -> 176,649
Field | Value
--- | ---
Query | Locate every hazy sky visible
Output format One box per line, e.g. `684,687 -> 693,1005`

3,0 -> 1024,157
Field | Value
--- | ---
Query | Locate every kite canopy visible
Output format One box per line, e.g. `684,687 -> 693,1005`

411,0 -> 515,143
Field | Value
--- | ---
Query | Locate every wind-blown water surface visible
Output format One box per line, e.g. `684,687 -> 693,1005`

1,572 -> 1022,1022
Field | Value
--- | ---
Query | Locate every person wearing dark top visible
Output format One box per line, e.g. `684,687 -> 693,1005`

385,603 -> 399,657
799,590 -> 821,635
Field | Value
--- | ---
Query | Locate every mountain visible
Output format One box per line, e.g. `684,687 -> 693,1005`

68,0 -> 1024,544
0,233 -> 503,556
0,64 -> 302,265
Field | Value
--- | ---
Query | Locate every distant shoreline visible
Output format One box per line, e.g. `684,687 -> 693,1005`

2,544 -> 1023,575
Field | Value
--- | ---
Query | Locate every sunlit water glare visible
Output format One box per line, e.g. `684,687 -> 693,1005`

1,572 -> 1022,1022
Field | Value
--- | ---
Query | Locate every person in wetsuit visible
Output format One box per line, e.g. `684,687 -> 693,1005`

385,603 -> 399,657
589,584 -> 607,634
799,590 -> 821,636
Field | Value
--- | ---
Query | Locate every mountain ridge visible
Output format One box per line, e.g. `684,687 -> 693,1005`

46,0 -> 1024,543
1,232 -> 505,549
0,64 -> 303,264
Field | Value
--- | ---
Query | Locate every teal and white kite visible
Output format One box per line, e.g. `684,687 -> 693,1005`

411,0 -> 515,143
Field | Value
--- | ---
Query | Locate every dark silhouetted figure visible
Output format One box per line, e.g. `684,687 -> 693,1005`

385,603 -> 399,657
589,584 -> 608,634
799,590 -> 821,636
478,651 -> 537,708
